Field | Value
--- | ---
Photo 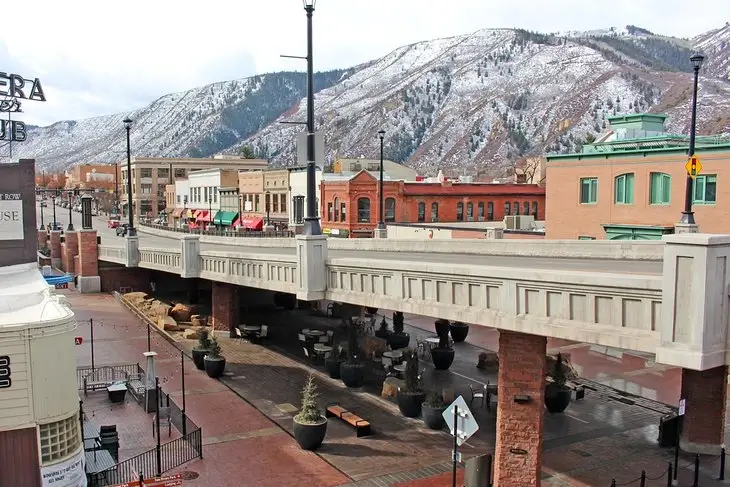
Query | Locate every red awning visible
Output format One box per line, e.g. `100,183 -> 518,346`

241,217 -> 264,231
195,210 -> 209,222
171,208 -> 183,218
197,210 -> 216,223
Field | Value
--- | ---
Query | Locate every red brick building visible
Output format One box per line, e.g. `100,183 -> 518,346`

320,171 -> 545,237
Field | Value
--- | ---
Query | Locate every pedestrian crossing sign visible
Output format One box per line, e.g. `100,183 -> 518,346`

685,156 -> 702,179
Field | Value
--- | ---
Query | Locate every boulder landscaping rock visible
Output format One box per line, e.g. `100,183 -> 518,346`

157,316 -> 180,332
476,351 -> 498,371
381,376 -> 404,399
149,301 -> 172,319
124,292 -> 148,306
183,328 -> 202,340
170,303 -> 195,322
190,315 -> 208,327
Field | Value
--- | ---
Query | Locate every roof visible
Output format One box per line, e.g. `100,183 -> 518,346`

0,263 -> 74,328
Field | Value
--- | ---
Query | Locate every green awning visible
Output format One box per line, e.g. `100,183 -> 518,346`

214,211 -> 238,226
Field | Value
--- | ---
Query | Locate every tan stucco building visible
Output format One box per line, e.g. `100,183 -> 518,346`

263,169 -> 290,225
239,170 -> 264,218
546,113 -> 730,240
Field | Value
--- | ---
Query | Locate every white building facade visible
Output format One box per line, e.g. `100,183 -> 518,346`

288,167 -> 322,227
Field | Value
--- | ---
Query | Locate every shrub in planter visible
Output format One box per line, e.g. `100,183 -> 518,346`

545,353 -> 572,414
449,321 -> 470,343
340,325 -> 366,388
325,346 -> 346,379
422,391 -> 447,430
397,349 -> 425,417
386,312 -> 410,350
434,318 -> 451,337
293,373 -> 328,450
192,328 -> 212,370
374,316 -> 391,340
204,336 -> 226,378
431,328 -> 455,370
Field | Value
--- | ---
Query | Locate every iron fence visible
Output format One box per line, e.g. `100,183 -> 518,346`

76,363 -> 139,391
140,222 -> 294,238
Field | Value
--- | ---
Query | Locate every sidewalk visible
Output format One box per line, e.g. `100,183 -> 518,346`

69,292 -> 348,487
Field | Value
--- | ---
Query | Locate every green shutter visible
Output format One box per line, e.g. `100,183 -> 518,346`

626,174 -> 634,204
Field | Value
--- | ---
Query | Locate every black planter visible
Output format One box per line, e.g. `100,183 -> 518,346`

365,307 -> 378,316
397,390 -> 426,418
435,320 -> 450,337
449,323 -> 470,343
544,384 -> 572,413
204,356 -> 226,378
340,362 -> 366,388
325,357 -> 343,379
374,329 -> 391,340
292,417 -> 328,450
422,404 -> 446,430
431,347 -> 455,370
192,348 -> 209,371
386,333 -> 410,350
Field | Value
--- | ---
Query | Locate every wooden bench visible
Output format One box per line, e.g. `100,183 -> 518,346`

83,367 -> 129,396
326,403 -> 372,438
126,372 -> 146,400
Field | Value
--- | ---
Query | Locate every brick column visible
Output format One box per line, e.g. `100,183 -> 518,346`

37,230 -> 48,252
76,230 -> 100,293
680,366 -> 728,454
49,230 -> 62,268
494,331 -> 547,487
61,231 -> 78,274
211,281 -> 239,338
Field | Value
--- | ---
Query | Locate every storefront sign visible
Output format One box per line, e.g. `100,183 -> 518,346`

0,71 -> 45,144
0,355 -> 10,389
0,193 -> 23,240
40,449 -> 86,487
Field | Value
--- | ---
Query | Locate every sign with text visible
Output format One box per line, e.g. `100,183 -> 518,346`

0,71 -> 45,150
0,355 -> 10,389
0,193 -> 24,240
40,446 -> 85,487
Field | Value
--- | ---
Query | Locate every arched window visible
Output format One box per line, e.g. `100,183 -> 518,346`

513,202 -> 519,215
385,197 -> 396,222
431,202 -> 439,222
333,197 -> 339,221
357,197 -> 371,223
487,202 -> 494,221
523,201 -> 530,215
417,202 -> 426,222
531,201 -> 538,218
504,202 -> 511,216
466,202 -> 474,220
649,172 -> 671,205
456,202 -> 464,221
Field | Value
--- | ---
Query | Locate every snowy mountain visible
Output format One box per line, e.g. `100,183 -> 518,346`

14,24 -> 730,176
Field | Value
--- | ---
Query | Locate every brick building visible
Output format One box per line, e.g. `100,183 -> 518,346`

64,163 -> 118,192
546,113 -> 730,240
320,170 -> 545,238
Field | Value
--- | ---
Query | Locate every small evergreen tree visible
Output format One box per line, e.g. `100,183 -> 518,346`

295,373 -> 323,424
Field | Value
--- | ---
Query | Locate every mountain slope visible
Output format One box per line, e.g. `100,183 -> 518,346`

15,70 -> 354,170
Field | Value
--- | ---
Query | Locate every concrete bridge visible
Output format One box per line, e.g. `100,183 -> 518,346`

46,223 -> 729,486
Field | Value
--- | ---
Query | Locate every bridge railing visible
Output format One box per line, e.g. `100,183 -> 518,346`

138,248 -> 182,271
140,222 -> 294,239
98,244 -> 127,264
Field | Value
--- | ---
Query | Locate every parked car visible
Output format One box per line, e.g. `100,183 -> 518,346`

116,223 -> 130,237
107,216 -> 121,228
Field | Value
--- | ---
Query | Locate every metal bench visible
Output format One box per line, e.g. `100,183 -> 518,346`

126,372 -> 146,400
326,403 -> 372,438
83,367 -> 129,396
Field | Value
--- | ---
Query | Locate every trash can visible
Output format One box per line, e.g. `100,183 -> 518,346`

464,454 -> 492,487
658,413 -> 681,448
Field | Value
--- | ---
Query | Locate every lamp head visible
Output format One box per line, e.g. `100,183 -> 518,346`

302,0 -> 315,10
123,117 -> 133,129
378,130 -> 385,139
690,53 -> 705,71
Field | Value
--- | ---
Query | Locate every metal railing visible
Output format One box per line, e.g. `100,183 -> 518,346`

76,363 -> 139,390
140,222 -> 294,238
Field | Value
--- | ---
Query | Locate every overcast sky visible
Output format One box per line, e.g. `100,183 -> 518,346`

2,0 -> 728,126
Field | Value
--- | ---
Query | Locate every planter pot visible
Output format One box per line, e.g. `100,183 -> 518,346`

435,320 -> 450,337
422,404 -> 446,430
431,347 -> 455,370
292,416 -> 328,450
325,358 -> 343,379
397,390 -> 426,418
374,329 -> 391,340
544,384 -> 572,413
387,333 -> 410,350
192,348 -> 209,370
204,356 -> 226,378
449,323 -> 470,343
340,362 -> 366,388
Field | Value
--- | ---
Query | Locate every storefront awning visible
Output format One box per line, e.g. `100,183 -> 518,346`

195,210 -> 211,222
239,217 -> 264,231
214,211 -> 238,226
171,208 -> 183,218
186,209 -> 195,219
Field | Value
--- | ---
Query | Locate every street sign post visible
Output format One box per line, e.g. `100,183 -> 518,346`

443,396 -> 479,487
674,397 -> 686,483
685,156 -> 702,179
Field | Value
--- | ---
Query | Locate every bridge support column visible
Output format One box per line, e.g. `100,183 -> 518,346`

180,235 -> 200,278
77,229 -> 100,293
680,365 -> 727,454
211,282 -> 239,338
296,234 -> 328,301
124,235 -> 139,267
494,331 -> 546,487
49,230 -> 62,268
61,231 -> 78,274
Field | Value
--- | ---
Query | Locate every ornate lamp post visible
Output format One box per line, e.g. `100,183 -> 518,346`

679,53 -> 705,229
302,0 -> 320,236
123,117 -> 136,236
376,130 -> 386,235
67,190 -> 74,231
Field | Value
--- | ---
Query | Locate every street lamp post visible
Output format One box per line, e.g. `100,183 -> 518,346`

679,53 -> 705,228
51,196 -> 57,229
123,117 -> 136,236
265,190 -> 271,226
302,0 -> 321,236
67,190 -> 74,231
114,162 -> 119,215
39,201 -> 44,230
377,130 -> 386,233
208,193 -> 212,231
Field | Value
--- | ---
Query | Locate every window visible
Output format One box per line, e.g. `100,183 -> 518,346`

417,202 -> 426,222
466,202 -> 474,220
204,187 -> 209,202
273,194 -> 279,213
614,173 -> 634,204
693,175 -> 717,204
141,184 -> 152,194
139,168 -> 152,178
385,197 -> 396,222
39,415 -> 81,463
327,202 -> 333,221
487,202 -> 494,221
265,193 -> 271,212
580,177 -> 598,204
431,202 -> 439,222
157,168 -> 169,179
334,197 -> 339,221
523,201 -> 530,215
504,202 -> 511,216
357,197 -> 371,223
213,187 -> 218,203
281,195 -> 287,213
340,202 -> 347,221
649,173 -> 671,205
456,202 -> 464,221
174,168 -> 186,178
513,202 -> 519,215
477,202 -> 485,220
254,194 -> 260,212
578,236 -> 596,240
531,201 -> 538,217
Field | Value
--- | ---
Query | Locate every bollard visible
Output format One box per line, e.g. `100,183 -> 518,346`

640,470 -> 646,487
667,462 -> 673,487
610,480 -> 616,487
721,447 -> 726,481
693,453 -> 700,487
